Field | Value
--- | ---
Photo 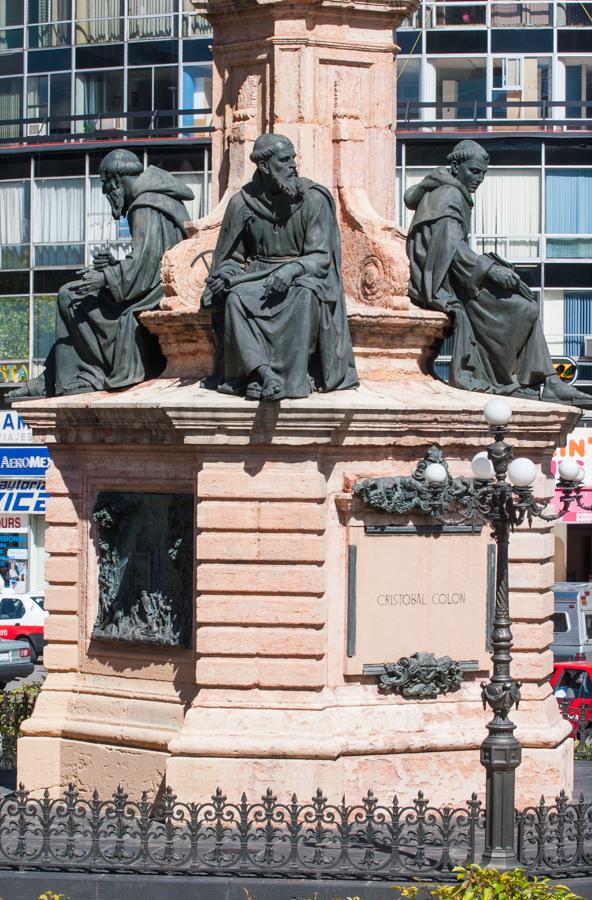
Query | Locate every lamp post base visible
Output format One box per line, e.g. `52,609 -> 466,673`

480,731 -> 522,871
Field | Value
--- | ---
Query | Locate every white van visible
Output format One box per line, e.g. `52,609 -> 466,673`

551,582 -> 592,662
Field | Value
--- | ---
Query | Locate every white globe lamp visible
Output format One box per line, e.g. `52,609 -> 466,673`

424,462 -> 448,485
483,398 -> 512,427
558,458 -> 581,482
508,457 -> 537,487
471,452 -> 495,480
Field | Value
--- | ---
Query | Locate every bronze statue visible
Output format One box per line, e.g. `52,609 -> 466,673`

405,139 -> 590,406
9,149 -> 193,399
202,133 -> 358,401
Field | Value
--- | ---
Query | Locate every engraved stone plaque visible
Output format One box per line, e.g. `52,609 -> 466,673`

345,523 -> 493,675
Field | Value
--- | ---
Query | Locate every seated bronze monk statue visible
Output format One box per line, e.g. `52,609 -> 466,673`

9,149 -> 193,399
201,133 -> 358,401
405,139 -> 590,406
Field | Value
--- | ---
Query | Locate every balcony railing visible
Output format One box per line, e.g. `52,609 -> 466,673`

396,98 -> 592,130
0,108 -> 214,147
401,1 -> 592,28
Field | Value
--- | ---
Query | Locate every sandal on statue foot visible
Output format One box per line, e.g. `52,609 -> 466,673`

245,381 -> 262,400
261,377 -> 286,402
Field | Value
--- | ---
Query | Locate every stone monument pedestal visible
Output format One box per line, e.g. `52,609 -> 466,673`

16,374 -> 576,805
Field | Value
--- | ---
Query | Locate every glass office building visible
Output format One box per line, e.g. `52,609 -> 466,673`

396,1 -> 592,390
0,0 -> 213,392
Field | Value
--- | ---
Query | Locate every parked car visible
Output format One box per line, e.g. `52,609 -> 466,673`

0,638 -> 34,690
551,660 -> 592,749
0,592 -> 46,663
551,582 -> 592,661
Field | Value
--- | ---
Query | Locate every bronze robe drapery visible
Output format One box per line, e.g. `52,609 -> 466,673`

405,168 -> 555,395
202,175 -> 358,398
50,167 -> 193,394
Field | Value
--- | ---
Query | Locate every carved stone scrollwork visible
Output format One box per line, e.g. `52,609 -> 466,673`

233,74 -> 260,123
366,653 -> 465,699
357,254 -> 388,305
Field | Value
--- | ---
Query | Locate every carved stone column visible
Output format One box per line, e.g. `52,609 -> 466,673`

144,0 -> 447,381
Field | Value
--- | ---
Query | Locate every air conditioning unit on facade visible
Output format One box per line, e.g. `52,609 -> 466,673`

584,336 -> 592,358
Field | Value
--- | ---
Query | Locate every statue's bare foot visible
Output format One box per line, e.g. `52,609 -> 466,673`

261,375 -> 286,402
61,380 -> 95,396
6,374 -> 47,400
245,381 -> 262,400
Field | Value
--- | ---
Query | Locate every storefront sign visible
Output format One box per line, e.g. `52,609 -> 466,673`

0,480 -> 47,515
0,412 -> 33,444
0,515 -> 28,533
0,363 -> 29,384
552,428 -> 592,523
0,447 -> 50,478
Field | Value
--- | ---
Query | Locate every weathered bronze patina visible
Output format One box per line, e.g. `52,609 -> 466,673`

405,139 -> 590,406
202,133 -> 359,401
9,149 -> 193,399
91,491 -> 193,648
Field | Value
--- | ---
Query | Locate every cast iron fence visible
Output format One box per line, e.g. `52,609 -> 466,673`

0,784 -> 589,879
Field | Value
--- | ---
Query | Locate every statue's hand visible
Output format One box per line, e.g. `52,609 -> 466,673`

488,264 -> 520,291
92,250 -> 117,270
72,269 -> 106,296
264,262 -> 303,297
205,274 -> 227,295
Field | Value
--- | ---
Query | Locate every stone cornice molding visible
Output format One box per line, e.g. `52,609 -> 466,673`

14,387 -> 580,451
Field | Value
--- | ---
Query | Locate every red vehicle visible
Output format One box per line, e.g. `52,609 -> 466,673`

551,661 -> 592,749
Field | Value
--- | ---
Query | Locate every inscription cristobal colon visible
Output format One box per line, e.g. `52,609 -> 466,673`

376,593 -> 466,606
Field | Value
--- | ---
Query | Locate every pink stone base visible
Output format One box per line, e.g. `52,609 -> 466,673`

166,743 -> 574,809
17,736 -> 168,798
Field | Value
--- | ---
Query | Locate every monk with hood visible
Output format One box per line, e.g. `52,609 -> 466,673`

9,148 -> 193,398
202,134 -> 358,401
405,139 -> 589,405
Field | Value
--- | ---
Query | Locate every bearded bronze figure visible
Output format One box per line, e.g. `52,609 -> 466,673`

9,149 -> 193,399
202,133 -> 358,402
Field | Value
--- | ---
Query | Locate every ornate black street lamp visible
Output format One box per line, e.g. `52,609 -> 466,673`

413,397 -> 587,870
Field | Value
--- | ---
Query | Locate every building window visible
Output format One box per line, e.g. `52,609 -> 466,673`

557,2 -> 592,26
546,169 -> 592,258
564,59 -> 592,120
492,57 -> 551,119
491,3 -> 553,27
33,177 -> 85,266
427,3 -> 487,27
128,0 -> 176,40
0,76 -> 22,139
473,167 -> 541,260
564,292 -> 592,379
182,64 -> 212,129
181,2 -> 212,37
75,69 -> 124,127
0,297 -> 29,361
33,294 -> 57,364
0,181 -> 30,269
75,0 -> 124,45
431,58 -> 487,119
0,0 -> 24,51
397,59 -> 421,120
27,0 -> 71,48
128,65 -> 177,128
